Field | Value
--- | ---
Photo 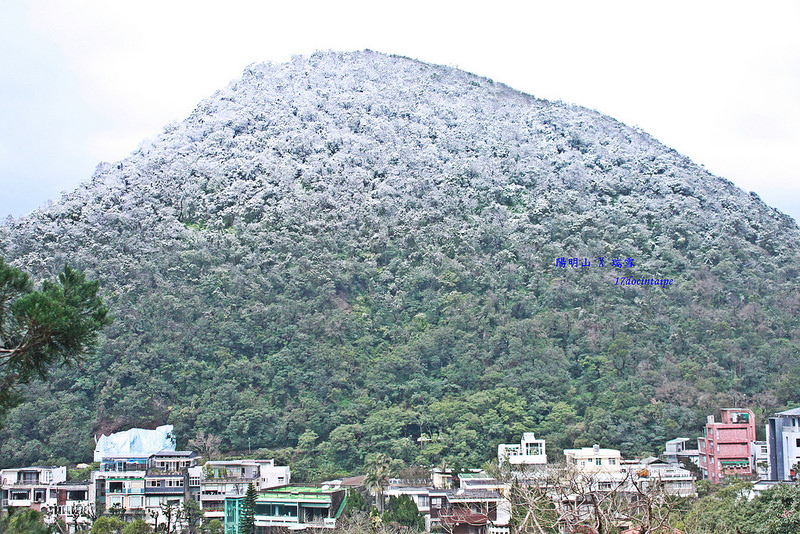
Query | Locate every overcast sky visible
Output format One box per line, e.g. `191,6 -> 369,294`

2,0 -> 799,223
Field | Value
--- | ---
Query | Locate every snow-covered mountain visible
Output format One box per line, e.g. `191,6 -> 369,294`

1,50 -> 798,473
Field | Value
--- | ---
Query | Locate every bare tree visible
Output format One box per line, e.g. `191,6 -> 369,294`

498,462 -> 688,534
188,431 -> 221,461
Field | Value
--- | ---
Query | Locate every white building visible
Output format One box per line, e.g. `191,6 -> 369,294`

664,437 -> 700,467
752,441 -> 769,478
200,459 -> 290,520
497,432 -> 547,467
0,466 -> 67,509
563,445 -> 621,474
621,457 -> 697,497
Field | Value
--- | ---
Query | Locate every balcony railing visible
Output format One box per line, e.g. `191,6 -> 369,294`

107,488 -> 145,495
144,486 -> 184,494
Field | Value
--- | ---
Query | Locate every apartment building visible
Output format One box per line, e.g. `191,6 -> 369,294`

697,409 -> 756,483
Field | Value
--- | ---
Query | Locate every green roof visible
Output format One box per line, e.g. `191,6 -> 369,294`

459,473 -> 490,479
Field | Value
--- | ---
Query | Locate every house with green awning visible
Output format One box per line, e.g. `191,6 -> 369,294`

223,485 -> 347,533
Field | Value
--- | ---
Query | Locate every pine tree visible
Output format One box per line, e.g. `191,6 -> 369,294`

0,258 -> 111,422
239,483 -> 257,534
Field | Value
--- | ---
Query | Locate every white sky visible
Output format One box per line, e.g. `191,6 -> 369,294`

1,0 -> 799,223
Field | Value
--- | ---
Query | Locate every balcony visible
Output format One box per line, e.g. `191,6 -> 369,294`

107,488 -> 145,495
144,486 -> 184,495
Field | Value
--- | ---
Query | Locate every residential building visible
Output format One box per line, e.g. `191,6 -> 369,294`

144,451 -> 200,522
767,407 -> 800,481
93,449 -> 202,527
148,451 -> 199,473
752,441 -> 769,478
200,459 -> 290,520
563,445 -> 622,474
497,432 -> 547,468
385,483 -> 431,515
663,437 -> 700,468
0,466 -> 67,511
223,485 -> 346,533
431,467 -> 456,490
620,458 -> 697,498
101,469 -> 147,517
54,481 -> 94,531
428,488 -> 508,534
95,452 -> 154,517
457,472 -> 505,494
698,408 -> 756,483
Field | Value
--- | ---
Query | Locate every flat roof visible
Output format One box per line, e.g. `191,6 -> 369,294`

151,450 -> 197,457
776,407 -> 800,417
458,473 -> 492,479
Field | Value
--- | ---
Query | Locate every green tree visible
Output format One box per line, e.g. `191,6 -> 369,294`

122,519 -> 153,534
364,453 -> 393,513
683,480 -> 753,533
91,516 -> 126,534
382,495 -> 424,530
182,498 -> 203,534
0,508 -> 50,534
204,519 -> 224,534
160,501 -> 179,534
0,259 -> 111,422
106,503 -> 126,519
239,483 -> 257,534
344,488 -> 368,515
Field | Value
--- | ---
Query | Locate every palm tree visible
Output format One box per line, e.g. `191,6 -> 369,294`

364,453 -> 393,513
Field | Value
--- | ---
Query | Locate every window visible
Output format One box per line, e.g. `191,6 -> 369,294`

525,442 -> 542,456
609,458 -> 617,465
147,480 -> 161,488
19,472 -> 39,484
595,458 -> 602,465
795,438 -> 800,448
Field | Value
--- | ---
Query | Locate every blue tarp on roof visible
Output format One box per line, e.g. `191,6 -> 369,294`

93,425 -> 176,461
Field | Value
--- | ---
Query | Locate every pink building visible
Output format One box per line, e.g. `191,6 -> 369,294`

698,409 -> 756,483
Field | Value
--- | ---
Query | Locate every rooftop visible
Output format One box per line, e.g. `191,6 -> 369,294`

151,450 -> 198,458
775,407 -> 800,417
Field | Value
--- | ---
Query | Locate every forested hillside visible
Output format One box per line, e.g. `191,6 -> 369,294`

1,50 -> 799,478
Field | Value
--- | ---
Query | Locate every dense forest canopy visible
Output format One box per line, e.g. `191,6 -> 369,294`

1,50 -> 799,478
